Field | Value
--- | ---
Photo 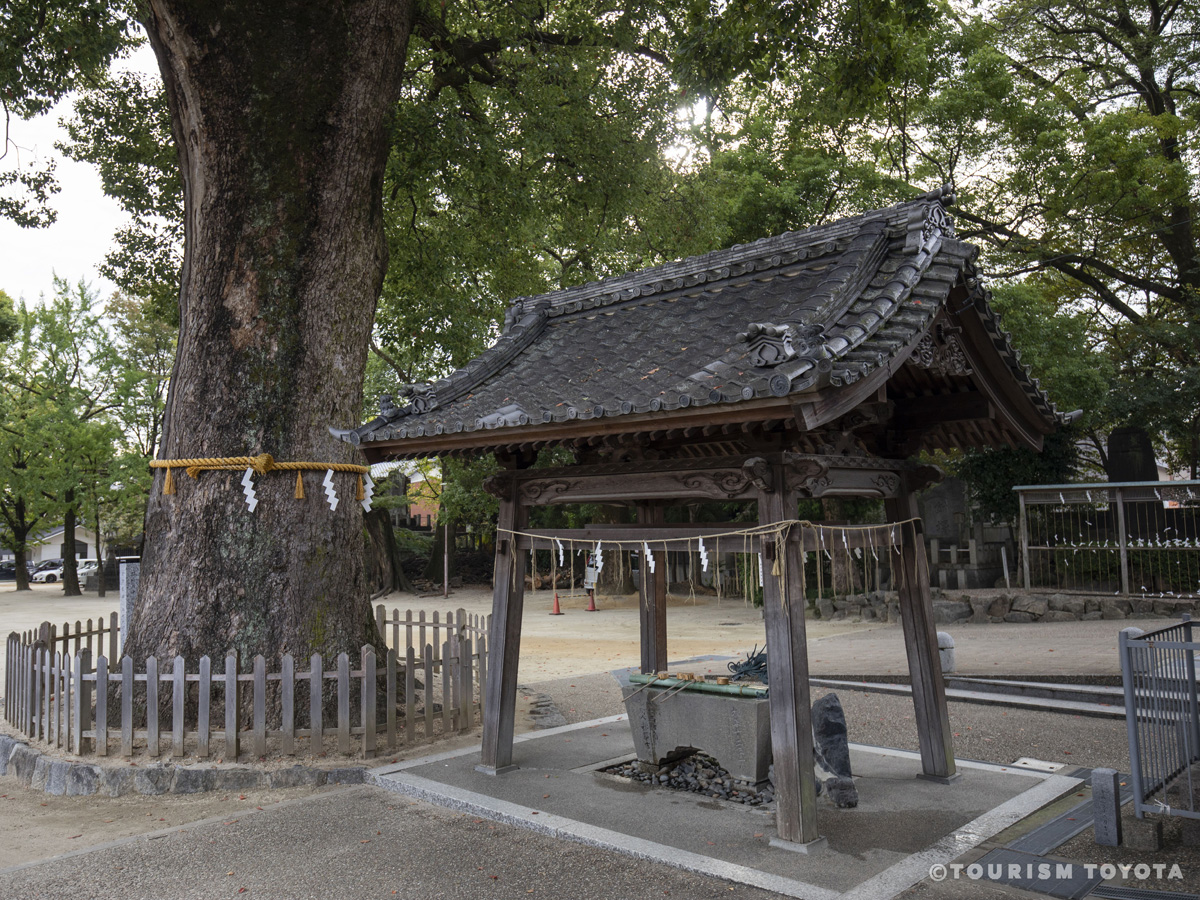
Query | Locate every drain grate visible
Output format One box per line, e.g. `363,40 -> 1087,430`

969,848 -> 1101,899
1090,886 -> 1200,900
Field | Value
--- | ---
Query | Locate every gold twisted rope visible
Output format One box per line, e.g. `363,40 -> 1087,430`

150,453 -> 368,479
150,454 -> 369,498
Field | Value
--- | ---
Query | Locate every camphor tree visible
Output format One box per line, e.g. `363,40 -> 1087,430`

4,0 -> 754,669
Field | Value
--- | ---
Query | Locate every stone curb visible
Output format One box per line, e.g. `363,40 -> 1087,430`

0,733 -> 367,797
812,588 -> 1194,625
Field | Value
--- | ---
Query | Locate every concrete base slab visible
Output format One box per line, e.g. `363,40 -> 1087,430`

918,772 -> 964,785
770,835 -> 828,855
474,764 -> 519,776
371,715 -> 1082,900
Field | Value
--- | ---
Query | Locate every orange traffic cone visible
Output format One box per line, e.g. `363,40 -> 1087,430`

550,592 -> 564,615
585,588 -> 597,612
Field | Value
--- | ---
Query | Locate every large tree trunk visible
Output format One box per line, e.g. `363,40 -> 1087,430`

364,507 -> 416,595
127,2 -> 414,668
62,495 -> 81,596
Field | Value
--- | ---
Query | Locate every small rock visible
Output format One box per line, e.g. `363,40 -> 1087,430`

65,764 -> 101,796
1042,610 -> 1078,622
269,765 -> 325,789
1010,595 -> 1048,617
173,768 -> 216,794
1003,611 -> 1035,623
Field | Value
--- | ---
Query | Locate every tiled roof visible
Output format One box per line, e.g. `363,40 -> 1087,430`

335,187 -> 1061,449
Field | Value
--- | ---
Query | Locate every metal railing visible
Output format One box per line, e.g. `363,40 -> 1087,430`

1015,480 -> 1200,597
1120,615 -> 1200,820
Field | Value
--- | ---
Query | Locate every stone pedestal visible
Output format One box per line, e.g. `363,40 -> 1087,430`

119,561 -> 140,655
622,684 -> 771,788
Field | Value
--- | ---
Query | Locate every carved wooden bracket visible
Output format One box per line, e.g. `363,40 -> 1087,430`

483,471 -> 518,499
743,457 -> 774,493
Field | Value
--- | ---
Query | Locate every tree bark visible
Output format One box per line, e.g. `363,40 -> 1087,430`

364,507 -> 416,594
127,2 -> 414,668
62,493 -> 81,596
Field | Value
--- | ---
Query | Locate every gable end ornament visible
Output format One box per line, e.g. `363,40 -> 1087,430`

907,324 -> 972,377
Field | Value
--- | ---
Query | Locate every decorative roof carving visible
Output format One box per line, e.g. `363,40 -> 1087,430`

907,323 -> 973,377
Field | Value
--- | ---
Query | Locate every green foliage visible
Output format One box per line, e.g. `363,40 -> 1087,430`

0,0 -> 139,226
59,71 -> 181,311
0,289 -> 17,344
955,428 -> 1080,526
0,279 -> 164,564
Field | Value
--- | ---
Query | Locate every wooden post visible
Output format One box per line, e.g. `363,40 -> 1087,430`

758,469 -> 822,850
385,648 -> 397,748
478,482 -> 528,774
280,653 -> 295,756
636,503 -> 668,674
337,652 -> 351,754
253,655 -> 267,757
121,655 -> 134,756
225,652 -> 239,760
173,656 -> 186,757
362,646 -> 377,757
75,649 -> 91,754
198,655 -> 212,758
95,654 -> 108,756
886,489 -> 957,782
146,655 -> 160,757
309,653 -> 323,754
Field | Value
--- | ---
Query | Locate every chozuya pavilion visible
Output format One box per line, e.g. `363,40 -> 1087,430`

332,186 -> 1071,849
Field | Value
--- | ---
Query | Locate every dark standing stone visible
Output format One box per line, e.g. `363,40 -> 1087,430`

811,693 -> 858,808
1107,427 -> 1158,482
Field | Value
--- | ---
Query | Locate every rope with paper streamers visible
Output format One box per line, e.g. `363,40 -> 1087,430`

502,518 -> 921,610
150,454 -> 375,513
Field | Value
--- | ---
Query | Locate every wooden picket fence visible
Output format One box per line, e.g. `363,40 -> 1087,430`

4,607 -> 490,760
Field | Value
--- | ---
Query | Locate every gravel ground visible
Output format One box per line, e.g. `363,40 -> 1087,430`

527,672 -> 1131,772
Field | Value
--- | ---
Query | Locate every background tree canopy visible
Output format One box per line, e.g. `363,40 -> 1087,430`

2,0 -> 1196,564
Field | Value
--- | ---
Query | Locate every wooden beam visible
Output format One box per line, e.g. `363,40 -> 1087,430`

636,504 -> 668,674
884,488 -> 957,782
478,481 -> 529,775
514,525 -> 898,552
892,392 -> 991,429
760,467 -> 822,849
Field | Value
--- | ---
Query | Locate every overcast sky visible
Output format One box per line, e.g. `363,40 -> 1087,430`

0,46 -> 160,306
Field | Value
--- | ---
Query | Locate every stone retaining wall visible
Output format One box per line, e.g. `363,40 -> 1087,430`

0,732 -> 366,797
811,590 -> 1199,626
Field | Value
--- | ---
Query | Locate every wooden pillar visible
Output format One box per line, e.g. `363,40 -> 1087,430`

478,482 -> 529,774
886,488 -> 957,782
636,503 -> 667,674
759,468 -> 822,850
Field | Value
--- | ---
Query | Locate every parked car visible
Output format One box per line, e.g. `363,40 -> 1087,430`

32,564 -> 64,583
78,559 -> 100,579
